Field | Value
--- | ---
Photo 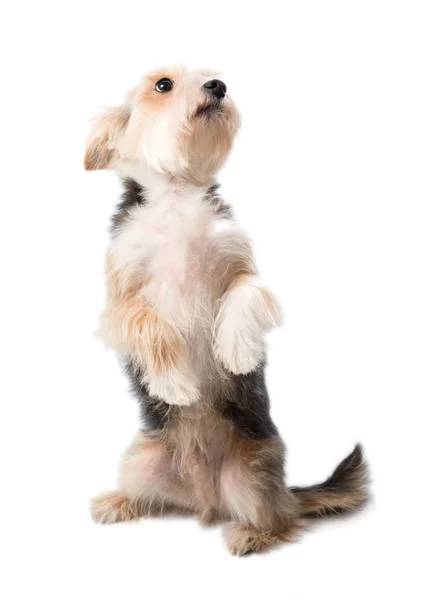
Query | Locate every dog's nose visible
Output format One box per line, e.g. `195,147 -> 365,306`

203,79 -> 227,99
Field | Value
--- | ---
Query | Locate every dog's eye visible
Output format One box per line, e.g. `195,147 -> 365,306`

155,78 -> 174,93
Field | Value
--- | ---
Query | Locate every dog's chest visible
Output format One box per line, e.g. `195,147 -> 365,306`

115,193 -> 213,315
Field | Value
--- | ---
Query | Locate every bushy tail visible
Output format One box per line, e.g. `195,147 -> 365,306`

290,444 -> 370,518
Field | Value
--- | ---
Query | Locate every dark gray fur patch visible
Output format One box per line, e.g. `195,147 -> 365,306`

222,362 -> 278,439
203,184 -> 234,220
111,179 -> 148,235
124,360 -> 174,431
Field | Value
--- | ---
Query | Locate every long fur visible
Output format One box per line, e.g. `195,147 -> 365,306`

290,444 -> 369,517
86,67 -> 370,555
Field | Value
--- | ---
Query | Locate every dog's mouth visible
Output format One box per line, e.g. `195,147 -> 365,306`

194,99 -> 224,119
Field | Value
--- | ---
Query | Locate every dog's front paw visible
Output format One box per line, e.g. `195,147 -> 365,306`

214,277 -> 281,375
147,368 -> 200,406
214,327 -> 265,375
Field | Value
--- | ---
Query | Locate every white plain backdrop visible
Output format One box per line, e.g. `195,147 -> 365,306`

2,1 -> 443,598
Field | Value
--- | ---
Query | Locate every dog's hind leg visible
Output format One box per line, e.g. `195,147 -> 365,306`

91,431 -> 194,524
220,433 -> 302,555
91,490 -> 141,524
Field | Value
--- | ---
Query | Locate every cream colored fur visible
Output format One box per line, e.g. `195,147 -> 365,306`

86,67 -> 281,405
87,68 -> 369,556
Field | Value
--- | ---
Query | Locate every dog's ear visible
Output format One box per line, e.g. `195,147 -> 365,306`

84,104 -> 131,171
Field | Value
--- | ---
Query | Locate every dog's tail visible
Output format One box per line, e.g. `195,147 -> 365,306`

290,444 -> 370,518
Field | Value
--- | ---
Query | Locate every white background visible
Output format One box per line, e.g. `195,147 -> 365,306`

2,1 -> 443,598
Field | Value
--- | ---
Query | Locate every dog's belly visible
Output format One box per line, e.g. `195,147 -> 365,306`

120,415 -> 232,513
140,226 -> 218,381
142,241 -> 210,321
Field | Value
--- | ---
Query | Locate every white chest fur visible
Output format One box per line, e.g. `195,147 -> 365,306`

110,188 -> 215,324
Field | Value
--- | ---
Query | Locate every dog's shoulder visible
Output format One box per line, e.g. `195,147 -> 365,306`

111,178 -> 148,235
203,183 -> 234,221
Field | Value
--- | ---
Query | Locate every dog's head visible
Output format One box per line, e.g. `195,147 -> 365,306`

84,67 -> 241,183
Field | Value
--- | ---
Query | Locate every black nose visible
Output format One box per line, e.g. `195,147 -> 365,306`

203,79 -> 227,99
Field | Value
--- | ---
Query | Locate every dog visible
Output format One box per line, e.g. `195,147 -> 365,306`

85,67 -> 369,555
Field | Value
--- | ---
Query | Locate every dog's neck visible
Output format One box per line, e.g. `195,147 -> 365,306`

117,161 -> 215,198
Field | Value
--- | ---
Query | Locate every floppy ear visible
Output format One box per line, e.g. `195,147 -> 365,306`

84,104 -> 131,171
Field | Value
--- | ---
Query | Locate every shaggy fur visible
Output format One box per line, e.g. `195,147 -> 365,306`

86,67 -> 370,555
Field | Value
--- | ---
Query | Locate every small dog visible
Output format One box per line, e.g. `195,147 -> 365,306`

85,67 -> 369,555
